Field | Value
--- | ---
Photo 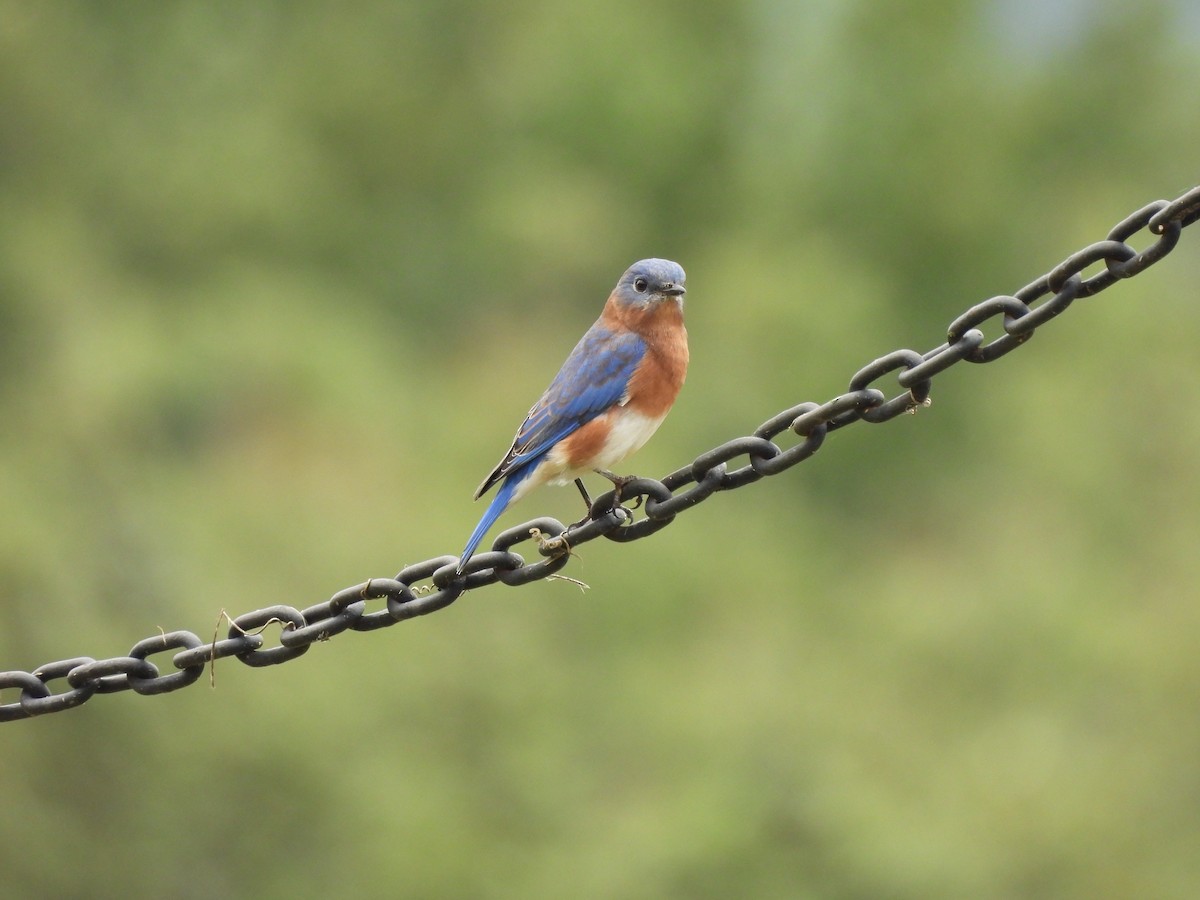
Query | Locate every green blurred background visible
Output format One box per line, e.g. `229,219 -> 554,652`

2,1 -> 1199,897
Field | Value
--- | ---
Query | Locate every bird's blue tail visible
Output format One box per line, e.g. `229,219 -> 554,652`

458,474 -> 524,574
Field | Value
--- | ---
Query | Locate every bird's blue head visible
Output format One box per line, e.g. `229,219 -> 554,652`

612,258 -> 686,309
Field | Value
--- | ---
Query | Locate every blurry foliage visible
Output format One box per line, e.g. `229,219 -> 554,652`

2,1 -> 1200,898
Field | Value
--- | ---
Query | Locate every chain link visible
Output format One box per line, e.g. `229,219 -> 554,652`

3,185 -> 1198,722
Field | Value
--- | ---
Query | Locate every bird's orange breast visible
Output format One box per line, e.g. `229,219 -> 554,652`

558,414 -> 615,470
602,296 -> 689,419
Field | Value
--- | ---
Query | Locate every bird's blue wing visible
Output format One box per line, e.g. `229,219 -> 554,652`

477,325 -> 645,494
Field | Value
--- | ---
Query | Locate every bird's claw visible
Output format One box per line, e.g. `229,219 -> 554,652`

593,469 -> 643,514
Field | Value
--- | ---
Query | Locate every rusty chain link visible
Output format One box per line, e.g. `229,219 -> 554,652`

2,185 -> 1198,722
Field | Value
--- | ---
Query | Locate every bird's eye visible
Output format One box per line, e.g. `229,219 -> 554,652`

633,277 -> 649,293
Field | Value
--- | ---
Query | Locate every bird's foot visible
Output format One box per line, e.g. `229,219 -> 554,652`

594,469 -> 643,511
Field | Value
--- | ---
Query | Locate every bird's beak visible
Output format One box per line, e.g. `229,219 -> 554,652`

660,283 -> 686,296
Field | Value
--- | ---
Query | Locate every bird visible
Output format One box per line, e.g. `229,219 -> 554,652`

458,258 -> 689,574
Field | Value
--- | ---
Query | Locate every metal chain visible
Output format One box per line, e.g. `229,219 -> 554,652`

3,186 -> 1199,723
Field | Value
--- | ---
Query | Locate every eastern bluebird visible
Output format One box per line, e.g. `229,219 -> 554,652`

458,258 -> 689,574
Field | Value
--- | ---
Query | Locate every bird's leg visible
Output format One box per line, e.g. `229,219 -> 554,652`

567,478 -> 594,529
573,478 -> 593,509
594,469 -> 643,511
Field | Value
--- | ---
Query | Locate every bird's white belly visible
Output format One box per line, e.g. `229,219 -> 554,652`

588,408 -> 666,472
533,408 -> 667,491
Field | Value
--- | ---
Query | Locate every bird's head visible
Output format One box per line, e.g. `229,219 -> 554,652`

612,258 -> 687,310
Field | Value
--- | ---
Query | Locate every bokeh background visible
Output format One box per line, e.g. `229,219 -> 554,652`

3,2 -> 1199,897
